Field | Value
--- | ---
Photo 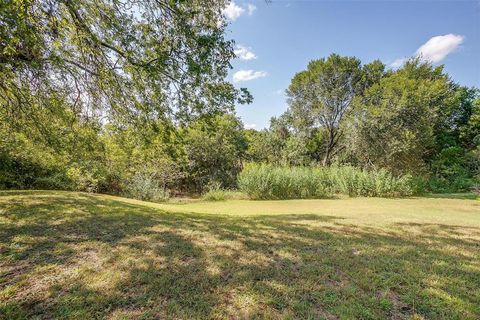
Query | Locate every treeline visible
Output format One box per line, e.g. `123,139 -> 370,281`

1,0 -> 250,199
0,0 -> 478,199
0,112 -> 246,199
1,56 -> 479,199
245,56 -> 479,194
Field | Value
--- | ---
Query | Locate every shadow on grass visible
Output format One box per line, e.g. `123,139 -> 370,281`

421,193 -> 479,200
0,191 -> 479,319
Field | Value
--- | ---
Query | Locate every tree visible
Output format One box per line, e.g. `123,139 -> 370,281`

0,96 -> 107,190
428,87 -> 480,190
286,54 -> 363,165
349,58 -> 457,175
182,113 -> 247,191
281,134 -> 312,166
452,88 -> 480,150
359,59 -> 388,93
0,0 -> 251,129
0,0 -> 254,196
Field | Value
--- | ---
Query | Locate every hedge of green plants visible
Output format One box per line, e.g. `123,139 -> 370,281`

238,163 -> 417,199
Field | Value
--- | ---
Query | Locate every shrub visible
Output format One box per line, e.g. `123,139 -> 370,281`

0,146 -> 71,190
182,114 -> 246,193
124,171 -> 169,202
33,174 -> 72,190
66,165 -> 100,193
428,147 -> 475,193
238,163 -> 417,200
202,182 -> 248,201
202,190 -> 247,201
328,166 -> 415,197
238,164 -> 332,200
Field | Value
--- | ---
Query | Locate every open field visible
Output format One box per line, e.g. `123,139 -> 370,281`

1,191 -> 479,319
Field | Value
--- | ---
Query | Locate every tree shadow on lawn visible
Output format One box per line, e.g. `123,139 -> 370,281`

420,193 -> 479,200
0,192 -> 479,319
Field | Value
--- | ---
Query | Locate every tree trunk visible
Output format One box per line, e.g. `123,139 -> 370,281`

322,129 -> 337,166
322,148 -> 331,166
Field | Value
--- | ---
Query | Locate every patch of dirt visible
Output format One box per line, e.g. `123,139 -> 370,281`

384,290 -> 413,320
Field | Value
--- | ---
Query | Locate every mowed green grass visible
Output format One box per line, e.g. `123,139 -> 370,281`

0,191 -> 479,319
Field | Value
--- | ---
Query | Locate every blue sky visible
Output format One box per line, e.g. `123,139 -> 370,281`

223,0 -> 480,129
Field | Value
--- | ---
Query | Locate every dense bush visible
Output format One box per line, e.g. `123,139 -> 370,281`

238,163 -> 416,199
182,114 -> 247,192
428,147 -> 479,192
328,166 -> 415,197
0,137 -> 71,190
238,164 -> 330,199
201,182 -> 248,201
202,189 -> 247,201
123,171 -> 170,202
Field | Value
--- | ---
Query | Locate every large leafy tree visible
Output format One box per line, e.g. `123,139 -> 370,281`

449,87 -> 480,150
349,59 -> 457,175
428,87 -> 480,190
0,0 -> 253,193
0,0 -> 251,127
286,54 -> 364,165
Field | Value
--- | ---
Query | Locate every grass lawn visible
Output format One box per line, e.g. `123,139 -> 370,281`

0,191 -> 479,319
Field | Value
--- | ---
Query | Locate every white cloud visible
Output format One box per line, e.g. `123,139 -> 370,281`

222,2 -> 256,21
244,123 -> 257,129
247,4 -> 257,15
390,57 -> 407,69
223,1 -> 245,21
234,45 -> 257,60
233,70 -> 268,82
415,34 -> 464,63
390,34 -> 465,68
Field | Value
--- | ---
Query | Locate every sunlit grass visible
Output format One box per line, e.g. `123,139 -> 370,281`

1,190 -> 479,319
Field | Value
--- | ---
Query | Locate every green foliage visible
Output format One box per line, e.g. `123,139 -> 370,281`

349,58 -> 456,175
202,189 -> 228,201
202,188 -> 248,201
101,124 -> 184,199
427,146 -> 480,192
182,113 -> 247,192
272,57 -> 478,193
124,170 -> 170,202
0,0 -> 252,200
443,87 -> 480,150
66,165 -> 100,193
245,117 -> 289,164
0,0 -> 251,126
1,38 -> 478,197
238,163 -> 416,200
0,131 -> 70,190
238,163 -> 332,199
328,166 -> 415,197
286,54 -> 365,165
281,134 -> 312,166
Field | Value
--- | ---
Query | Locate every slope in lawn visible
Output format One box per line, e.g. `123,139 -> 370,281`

0,191 -> 479,319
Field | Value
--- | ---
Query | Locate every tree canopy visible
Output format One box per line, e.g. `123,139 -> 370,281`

286,54 -> 363,165
0,0 -> 251,128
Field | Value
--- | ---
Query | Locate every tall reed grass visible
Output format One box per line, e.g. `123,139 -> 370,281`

238,163 -> 415,199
